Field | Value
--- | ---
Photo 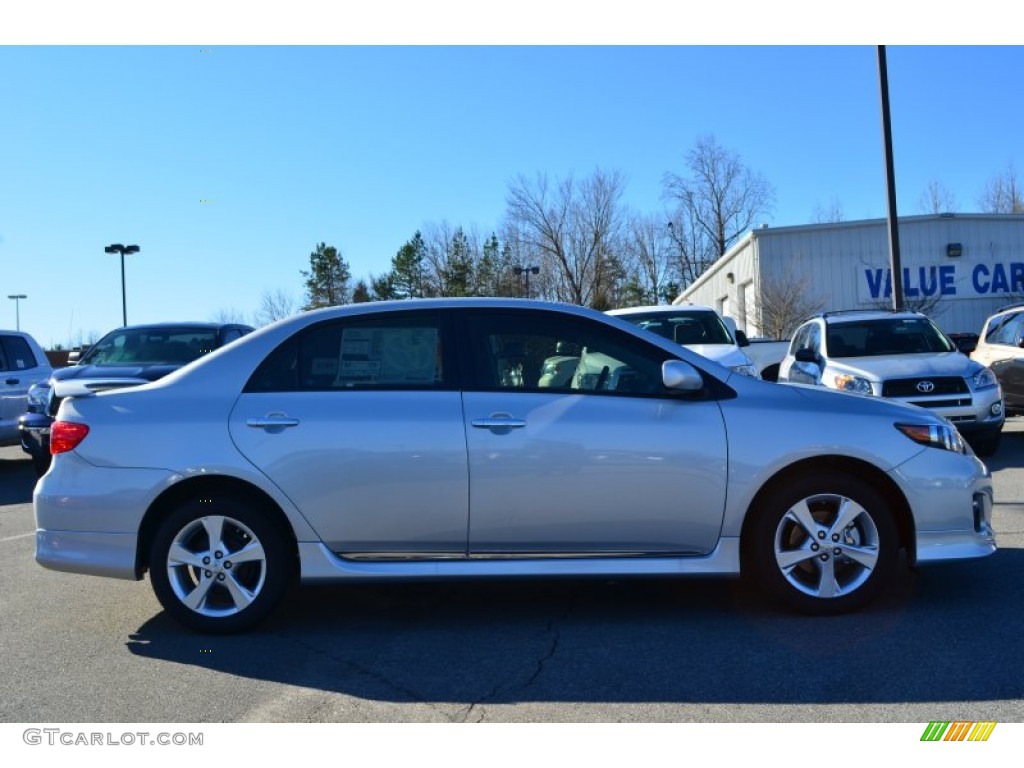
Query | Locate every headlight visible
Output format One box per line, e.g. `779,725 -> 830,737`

730,363 -> 760,379
895,422 -> 966,453
27,381 -> 52,409
971,367 -> 998,390
833,373 -> 874,394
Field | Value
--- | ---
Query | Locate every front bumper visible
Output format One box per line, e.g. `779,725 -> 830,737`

892,447 -> 996,565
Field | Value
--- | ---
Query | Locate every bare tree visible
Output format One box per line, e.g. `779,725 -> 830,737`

917,179 -> 958,214
620,210 -> 676,305
978,163 -> 1024,213
210,307 -> 249,324
756,269 -> 824,339
255,288 -> 297,325
812,197 -> 845,223
505,169 -> 626,307
662,135 -> 775,263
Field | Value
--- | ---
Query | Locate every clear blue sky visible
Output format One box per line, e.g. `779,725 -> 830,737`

2,40 -> 1022,347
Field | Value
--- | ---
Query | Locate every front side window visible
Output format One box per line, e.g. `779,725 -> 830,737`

246,312 -> 448,392
0,335 -> 37,371
465,311 -> 667,396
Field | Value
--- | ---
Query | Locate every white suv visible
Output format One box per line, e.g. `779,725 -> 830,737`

0,329 -> 52,446
779,310 -> 1004,456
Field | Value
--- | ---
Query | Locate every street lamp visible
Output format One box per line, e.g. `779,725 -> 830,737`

7,294 -> 27,331
513,265 -> 540,298
104,243 -> 140,326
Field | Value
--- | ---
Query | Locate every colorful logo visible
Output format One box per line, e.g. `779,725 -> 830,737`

921,722 -> 997,741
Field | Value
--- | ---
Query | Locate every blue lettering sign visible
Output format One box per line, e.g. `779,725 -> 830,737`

1013,263 -> 1024,293
939,264 -> 956,295
991,263 -> 1010,293
973,264 -> 990,294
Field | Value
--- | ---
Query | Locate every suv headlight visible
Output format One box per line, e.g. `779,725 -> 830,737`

27,381 -> 52,410
833,373 -> 873,395
970,367 -> 998,390
730,363 -> 760,379
895,423 -> 966,453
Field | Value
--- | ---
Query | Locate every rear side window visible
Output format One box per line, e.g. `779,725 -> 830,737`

246,312 -> 449,392
0,335 -> 39,371
985,311 -> 1024,346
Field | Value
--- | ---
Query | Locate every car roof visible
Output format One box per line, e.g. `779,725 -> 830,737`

814,309 -> 926,325
98,321 -> 254,332
608,304 -> 717,316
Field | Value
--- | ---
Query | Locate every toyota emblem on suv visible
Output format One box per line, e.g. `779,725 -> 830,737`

916,380 -> 936,393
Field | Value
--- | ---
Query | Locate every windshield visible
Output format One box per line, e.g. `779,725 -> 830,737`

79,327 -> 220,366
826,318 -> 956,357
619,310 -> 734,345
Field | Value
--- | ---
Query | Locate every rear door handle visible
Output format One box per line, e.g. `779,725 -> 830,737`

247,414 -> 300,431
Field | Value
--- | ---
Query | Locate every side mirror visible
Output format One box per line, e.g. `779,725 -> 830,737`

662,360 -> 704,391
734,329 -> 749,347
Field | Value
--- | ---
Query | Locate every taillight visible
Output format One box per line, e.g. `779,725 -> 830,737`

50,421 -> 90,454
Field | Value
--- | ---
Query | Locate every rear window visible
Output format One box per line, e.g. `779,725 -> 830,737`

826,318 -> 955,357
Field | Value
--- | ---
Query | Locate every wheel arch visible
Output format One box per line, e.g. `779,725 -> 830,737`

740,455 -> 916,569
136,475 -> 298,578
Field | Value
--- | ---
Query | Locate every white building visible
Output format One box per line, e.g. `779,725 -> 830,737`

676,213 -> 1024,337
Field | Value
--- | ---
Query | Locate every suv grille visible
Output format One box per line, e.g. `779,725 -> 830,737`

882,376 -> 968,398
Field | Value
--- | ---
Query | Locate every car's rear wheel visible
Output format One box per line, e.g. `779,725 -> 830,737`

746,473 -> 899,614
149,496 -> 293,633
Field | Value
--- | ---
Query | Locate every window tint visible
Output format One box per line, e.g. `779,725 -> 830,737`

826,318 -> 954,357
81,327 -> 220,365
246,312 -> 447,392
466,311 -> 667,395
985,311 -> 1024,346
619,310 -> 733,345
0,335 -> 37,371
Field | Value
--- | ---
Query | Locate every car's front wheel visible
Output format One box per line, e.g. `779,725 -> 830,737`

746,473 -> 899,614
149,496 -> 294,633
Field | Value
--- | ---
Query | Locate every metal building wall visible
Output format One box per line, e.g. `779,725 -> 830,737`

679,214 -> 1024,337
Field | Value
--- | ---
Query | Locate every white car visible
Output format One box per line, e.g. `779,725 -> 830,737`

35,299 -> 995,633
0,329 -> 52,446
779,310 -> 1004,456
607,304 -> 760,378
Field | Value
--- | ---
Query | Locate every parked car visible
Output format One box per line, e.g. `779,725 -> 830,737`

970,304 -> 1024,416
0,329 -> 52,447
35,299 -> 995,633
607,304 -> 761,378
778,310 -> 1004,456
735,334 -> 790,382
20,322 -> 252,475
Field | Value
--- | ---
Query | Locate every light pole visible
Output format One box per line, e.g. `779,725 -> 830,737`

513,265 -> 540,298
7,294 -> 26,330
104,243 -> 140,326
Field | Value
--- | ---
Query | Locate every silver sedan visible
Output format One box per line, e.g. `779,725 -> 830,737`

35,299 -> 995,633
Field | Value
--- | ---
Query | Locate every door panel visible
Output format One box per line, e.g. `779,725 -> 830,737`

464,391 -> 728,555
230,391 -> 469,554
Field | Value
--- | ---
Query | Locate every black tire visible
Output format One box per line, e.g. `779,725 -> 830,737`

149,495 -> 294,633
744,472 -> 899,615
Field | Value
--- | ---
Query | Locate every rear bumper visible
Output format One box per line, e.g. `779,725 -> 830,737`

35,530 -> 140,580
18,411 -> 51,458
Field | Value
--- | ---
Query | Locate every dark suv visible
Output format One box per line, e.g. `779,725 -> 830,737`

19,322 -> 252,475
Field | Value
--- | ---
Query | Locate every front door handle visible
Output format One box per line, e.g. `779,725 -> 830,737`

471,413 -> 526,430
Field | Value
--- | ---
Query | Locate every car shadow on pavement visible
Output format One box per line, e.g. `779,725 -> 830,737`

0,454 -> 34,505
125,548 -> 1024,710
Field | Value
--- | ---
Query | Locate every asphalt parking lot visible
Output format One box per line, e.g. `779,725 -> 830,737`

1,428 -> 1022,723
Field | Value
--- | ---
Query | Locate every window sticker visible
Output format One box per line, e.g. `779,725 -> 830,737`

336,327 -> 438,385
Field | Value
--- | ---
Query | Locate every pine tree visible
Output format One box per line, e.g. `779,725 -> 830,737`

300,242 -> 351,309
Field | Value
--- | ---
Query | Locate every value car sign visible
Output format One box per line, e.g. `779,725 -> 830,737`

857,262 -> 1024,302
